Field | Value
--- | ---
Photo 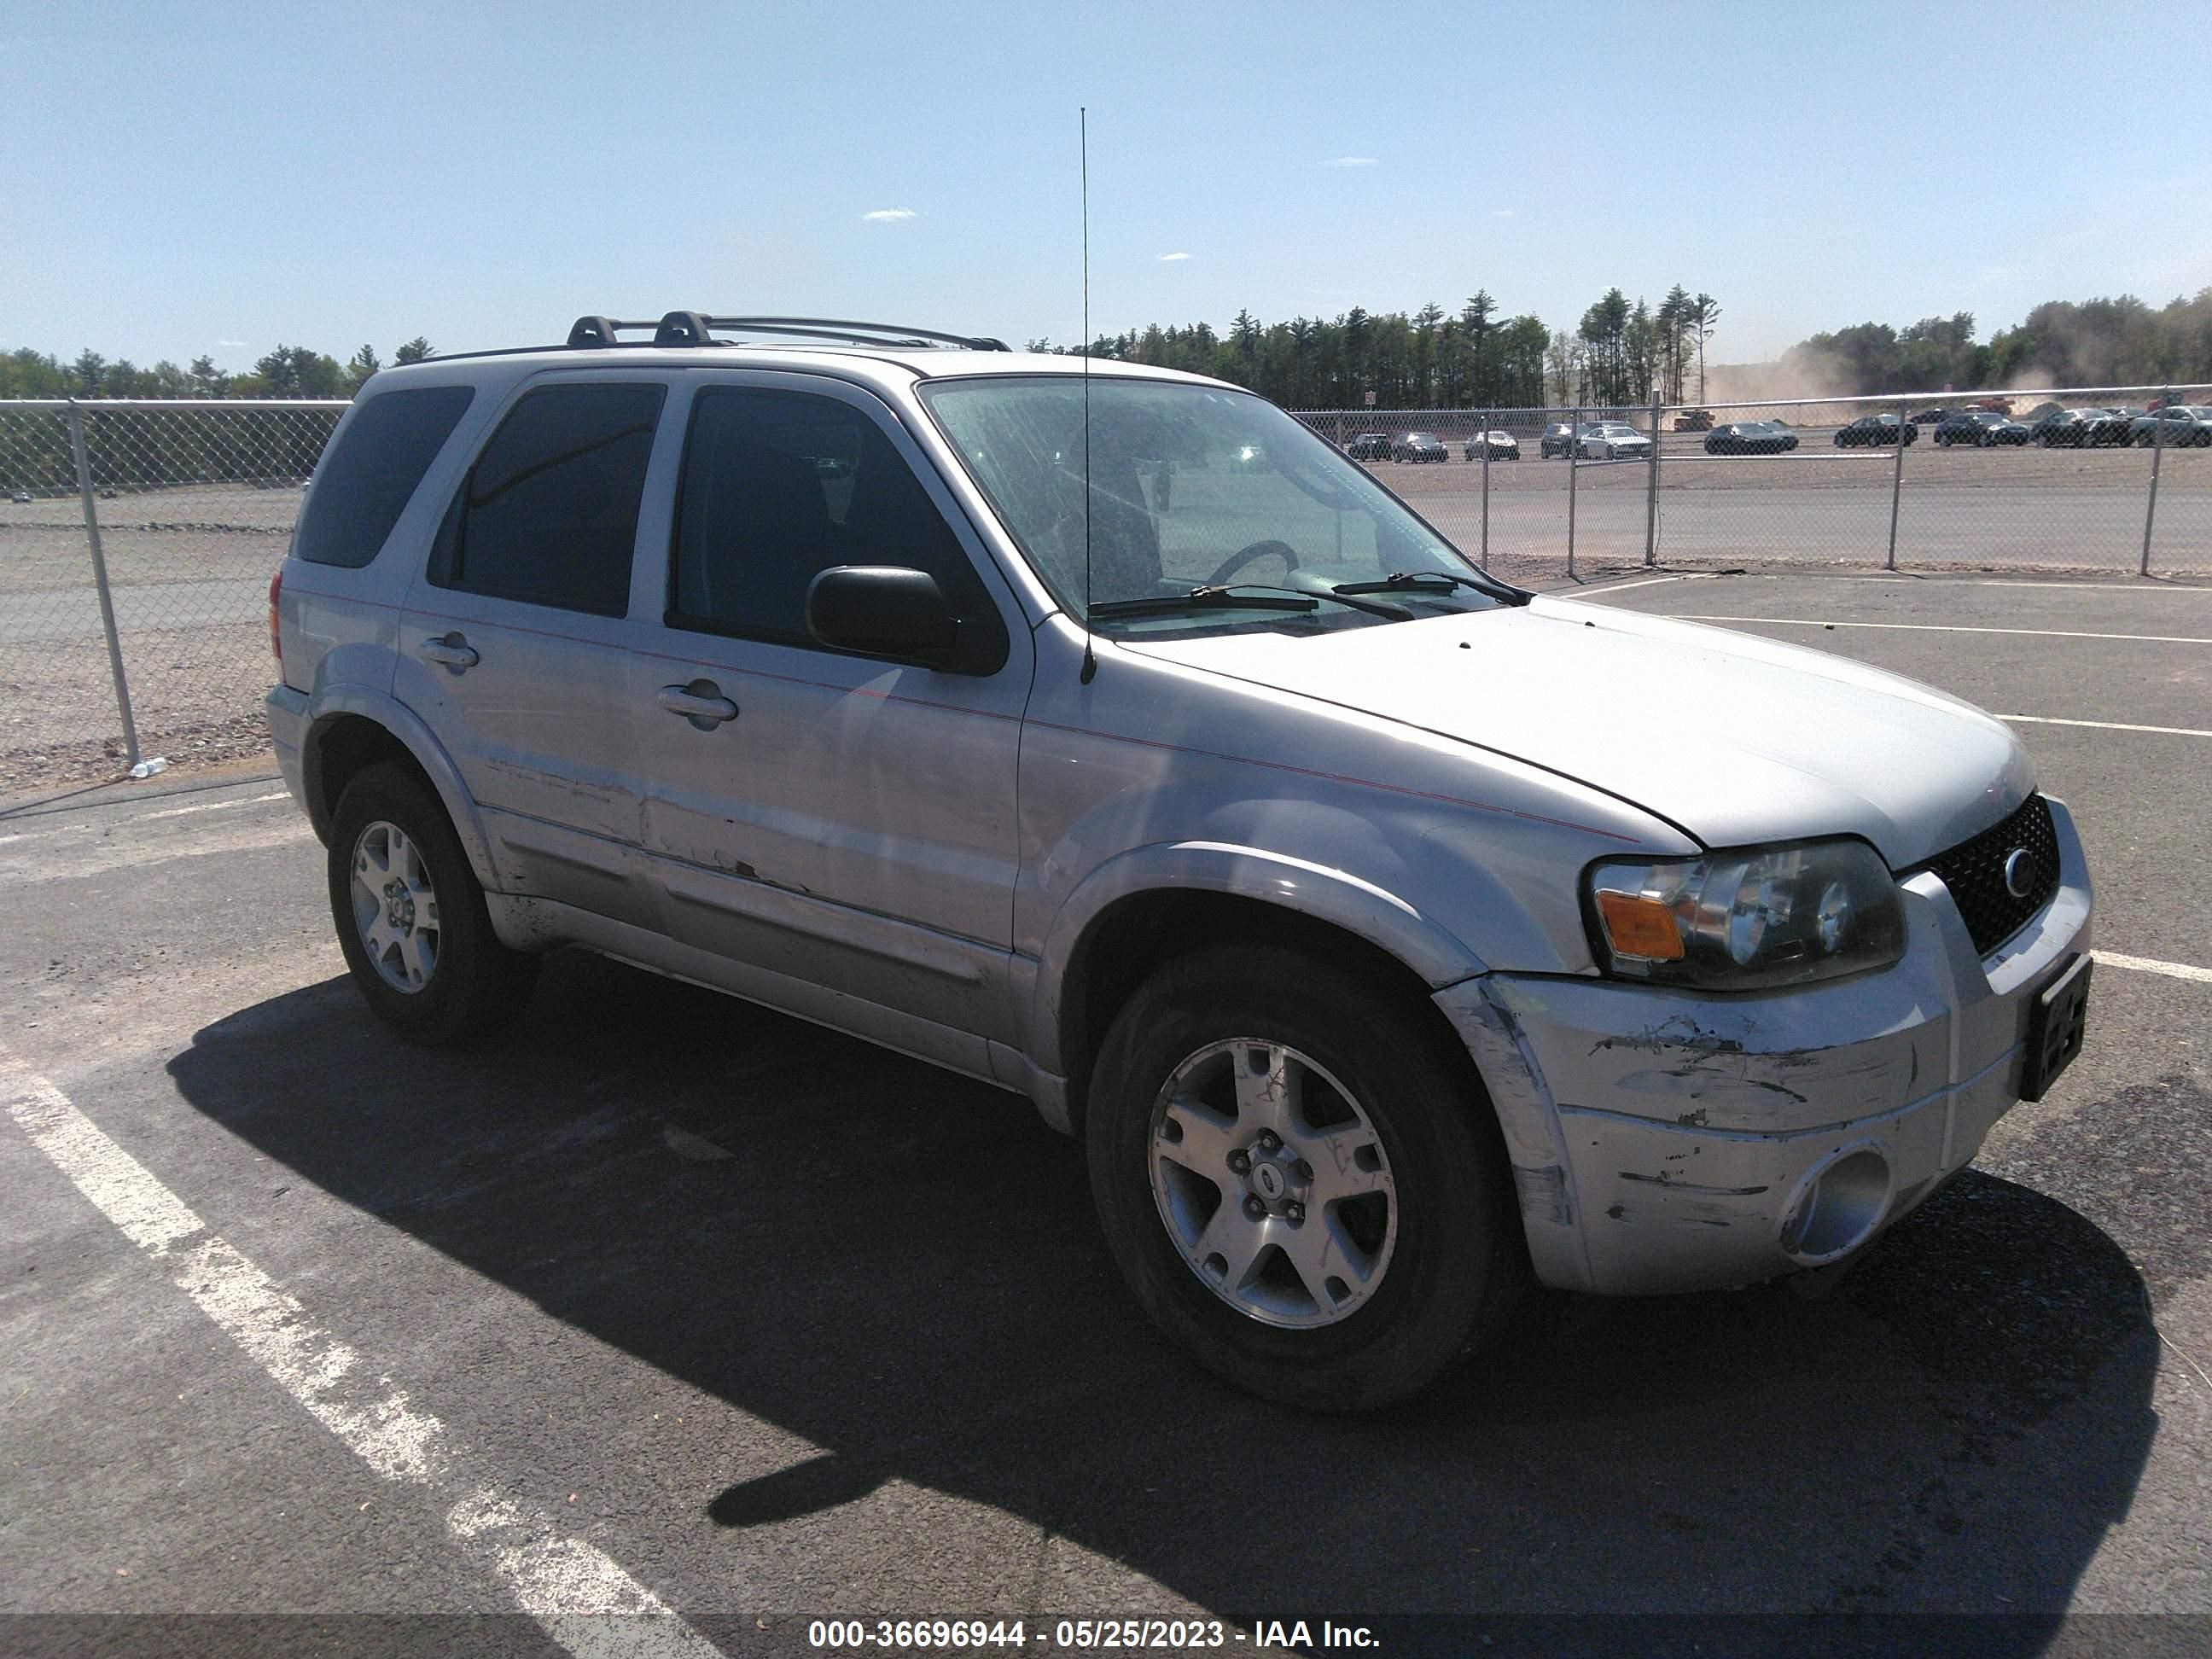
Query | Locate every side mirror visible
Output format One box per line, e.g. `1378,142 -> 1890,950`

806,565 -> 962,665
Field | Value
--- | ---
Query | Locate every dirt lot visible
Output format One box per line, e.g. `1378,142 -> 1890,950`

3,457 -> 2209,795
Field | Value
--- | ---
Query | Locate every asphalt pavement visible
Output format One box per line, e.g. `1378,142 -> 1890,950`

3,574 -> 2209,1657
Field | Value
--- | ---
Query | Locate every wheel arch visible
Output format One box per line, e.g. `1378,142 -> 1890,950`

301,690 -> 498,889
1034,844 -> 1488,1137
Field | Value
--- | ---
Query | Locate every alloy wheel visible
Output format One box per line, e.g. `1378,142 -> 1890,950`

1148,1039 -> 1398,1329
349,819 -> 441,993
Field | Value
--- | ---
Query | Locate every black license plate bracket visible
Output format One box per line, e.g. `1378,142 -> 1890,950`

2021,953 -> 2093,1103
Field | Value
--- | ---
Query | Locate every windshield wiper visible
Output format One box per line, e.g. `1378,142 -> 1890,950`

1333,569 -> 1522,604
1089,584 -> 1408,621
1334,570 -> 1483,595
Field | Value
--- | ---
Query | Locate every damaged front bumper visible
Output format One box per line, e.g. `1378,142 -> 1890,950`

1438,797 -> 2093,1296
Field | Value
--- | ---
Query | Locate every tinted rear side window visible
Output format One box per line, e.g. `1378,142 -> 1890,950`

435,383 -> 664,615
291,386 -> 474,568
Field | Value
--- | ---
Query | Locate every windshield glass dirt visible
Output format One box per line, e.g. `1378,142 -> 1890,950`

919,376 -> 1498,633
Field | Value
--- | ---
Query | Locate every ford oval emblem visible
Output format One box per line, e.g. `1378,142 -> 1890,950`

2003,847 -> 2037,899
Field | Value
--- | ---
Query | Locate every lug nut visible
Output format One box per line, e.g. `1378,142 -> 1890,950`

1227,1150 -> 1251,1173
1285,1202 -> 1305,1224
1257,1131 -> 1281,1152
1293,1159 -> 1313,1181
1243,1196 -> 1267,1220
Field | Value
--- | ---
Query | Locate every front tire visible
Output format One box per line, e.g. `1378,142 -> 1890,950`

328,762 -> 538,1045
1086,946 -> 1529,1412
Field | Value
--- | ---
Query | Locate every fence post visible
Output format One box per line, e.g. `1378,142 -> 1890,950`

2140,386 -> 2170,577
1567,404 -> 1581,579
1884,398 -> 1908,571
1644,393 -> 1662,567
1479,409 -> 1491,571
66,401 -> 141,770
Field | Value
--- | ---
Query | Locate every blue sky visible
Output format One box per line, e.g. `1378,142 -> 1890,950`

6,1 -> 2206,373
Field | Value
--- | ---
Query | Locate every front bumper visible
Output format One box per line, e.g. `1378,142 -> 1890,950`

1437,796 -> 2093,1295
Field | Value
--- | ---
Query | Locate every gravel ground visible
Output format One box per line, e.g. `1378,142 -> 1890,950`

3,452 -> 2209,795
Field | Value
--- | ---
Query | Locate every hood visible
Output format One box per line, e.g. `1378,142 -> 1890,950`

1122,596 -> 2032,866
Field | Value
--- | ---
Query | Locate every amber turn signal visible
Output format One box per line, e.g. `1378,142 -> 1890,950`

1596,890 -> 1685,961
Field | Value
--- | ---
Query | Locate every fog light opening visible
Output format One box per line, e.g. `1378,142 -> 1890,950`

1779,1148 -> 1893,1266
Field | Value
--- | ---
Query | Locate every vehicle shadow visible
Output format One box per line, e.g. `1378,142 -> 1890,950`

167,952 -> 2157,1649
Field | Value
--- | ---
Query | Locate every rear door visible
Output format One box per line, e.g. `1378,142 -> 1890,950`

396,373 -> 678,926
626,372 -> 1033,1042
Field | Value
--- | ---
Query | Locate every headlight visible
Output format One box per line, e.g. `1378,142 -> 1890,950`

1585,838 -> 1906,990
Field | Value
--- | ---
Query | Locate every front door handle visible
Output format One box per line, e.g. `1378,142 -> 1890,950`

657,680 -> 740,728
419,632 -> 479,670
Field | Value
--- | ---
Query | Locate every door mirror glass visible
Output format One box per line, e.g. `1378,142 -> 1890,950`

806,565 -> 963,666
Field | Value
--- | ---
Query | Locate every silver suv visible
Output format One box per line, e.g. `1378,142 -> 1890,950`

270,311 -> 2093,1410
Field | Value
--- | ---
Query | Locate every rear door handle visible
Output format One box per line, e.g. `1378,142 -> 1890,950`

657,681 -> 739,727
418,632 -> 479,670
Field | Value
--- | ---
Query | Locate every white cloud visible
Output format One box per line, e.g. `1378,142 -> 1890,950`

218,339 -> 247,347
1493,209 -> 1515,218
1156,251 -> 1191,262
861,207 -> 918,223
1320,156 -> 1377,168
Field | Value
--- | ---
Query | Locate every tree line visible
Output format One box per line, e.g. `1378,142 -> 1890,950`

1035,285 -> 1722,411
1784,290 -> 2212,396
9,283 -> 2207,417
0,339 -> 434,400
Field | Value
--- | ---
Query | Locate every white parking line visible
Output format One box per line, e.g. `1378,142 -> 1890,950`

1704,574 -> 2212,593
1669,614 -> 2212,644
1568,573 -> 1700,596
0,1048 -> 725,1658
143,790 -> 290,821
2000,714 -> 2212,739
2096,951 -> 2212,986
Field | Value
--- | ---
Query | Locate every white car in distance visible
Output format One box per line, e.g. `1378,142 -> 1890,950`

1576,421 -> 1654,461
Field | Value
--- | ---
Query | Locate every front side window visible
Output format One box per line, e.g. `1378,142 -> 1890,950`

921,377 -> 1505,638
434,383 -> 665,615
668,387 -> 1004,657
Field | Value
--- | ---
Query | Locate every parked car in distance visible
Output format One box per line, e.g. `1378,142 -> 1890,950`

1672,409 -> 1714,432
1575,422 -> 1653,461
1908,409 -> 1955,427
9,491 -> 30,504
1835,414 -> 1917,446
1463,429 -> 1520,460
2020,402 -> 2065,424
1538,422 -> 1577,459
1970,397 -> 2015,416
2129,406 -> 2212,447
1346,432 -> 1393,461
1704,420 -> 1800,455
268,311 -> 2096,1412
1390,431 -> 1449,463
2060,409 -> 2139,448
1935,410 -> 2029,447
2029,409 -> 2098,447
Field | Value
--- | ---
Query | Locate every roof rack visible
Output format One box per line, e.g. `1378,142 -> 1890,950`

564,312 -> 1010,352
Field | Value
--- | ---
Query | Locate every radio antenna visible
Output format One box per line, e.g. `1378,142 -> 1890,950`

1078,106 -> 1097,686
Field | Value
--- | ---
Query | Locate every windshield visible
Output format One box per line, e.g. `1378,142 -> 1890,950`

920,376 -> 1505,636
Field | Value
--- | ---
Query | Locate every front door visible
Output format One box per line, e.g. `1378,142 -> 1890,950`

627,375 -> 1034,1043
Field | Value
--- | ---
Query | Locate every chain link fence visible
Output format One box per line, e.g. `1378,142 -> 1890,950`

2,387 -> 2209,793
1294,384 -> 2212,587
0,398 -> 346,790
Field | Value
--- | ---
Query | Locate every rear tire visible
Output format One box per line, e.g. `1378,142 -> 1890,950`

328,763 -> 538,1045
1086,946 -> 1530,1412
